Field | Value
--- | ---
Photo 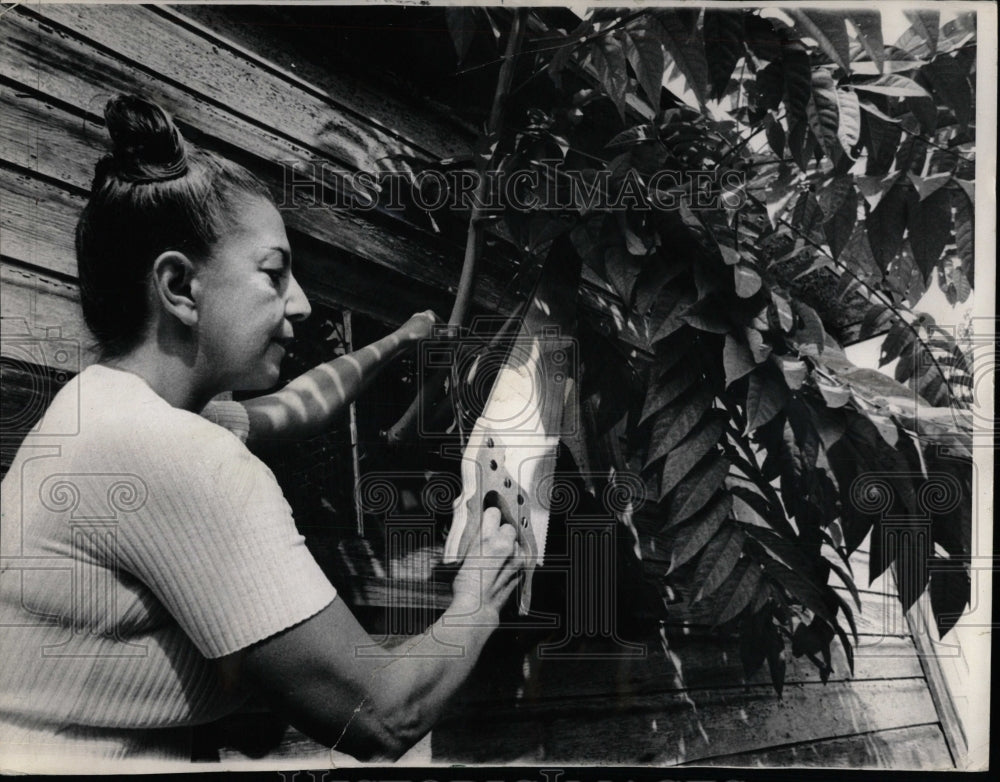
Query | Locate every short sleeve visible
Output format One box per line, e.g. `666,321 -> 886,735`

199,399 -> 251,443
114,425 -> 336,658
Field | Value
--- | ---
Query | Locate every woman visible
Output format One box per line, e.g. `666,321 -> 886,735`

0,94 -> 520,765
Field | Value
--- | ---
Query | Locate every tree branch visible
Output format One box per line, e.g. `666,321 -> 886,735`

386,9 -> 529,444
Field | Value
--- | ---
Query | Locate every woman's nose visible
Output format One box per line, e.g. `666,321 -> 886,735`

285,272 -> 312,322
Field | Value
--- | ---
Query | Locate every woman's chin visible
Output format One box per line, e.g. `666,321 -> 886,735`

232,363 -> 282,393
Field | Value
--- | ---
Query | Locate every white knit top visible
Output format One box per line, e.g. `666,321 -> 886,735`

0,365 -> 337,767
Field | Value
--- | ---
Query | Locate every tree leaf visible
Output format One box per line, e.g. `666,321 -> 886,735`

740,607 -> 768,677
712,558 -> 762,626
836,88 -> 862,153
606,124 -> 659,149
605,247 -> 643,305
782,43 -> 812,125
770,291 -> 795,332
816,378 -> 851,408
765,113 -> 786,157
667,452 -> 731,526
866,182 -> 911,269
952,187 -> 974,276
826,556 -> 862,611
765,170 -> 799,227
791,617 -> 834,666
777,357 -> 807,390
816,175 -> 853,220
650,289 -> 696,343
666,491 -> 731,562
765,622 -> 787,697
908,188 -> 950,282
860,111 -> 903,176
704,9 -> 745,100
588,35 -> 631,120
746,327 -> 772,364
622,24 -> 665,111
849,12 -> 885,73
756,60 -> 785,113
929,567 -> 970,638
765,559 -> 837,628
654,10 -> 710,106
694,524 -> 746,601
824,184 -> 858,259
660,410 -> 728,498
645,386 -> 714,466
682,298 -> 730,333
445,7 -> 479,63
938,256 -> 972,305
903,10 -> 939,58
907,171 -> 952,201
792,301 -> 826,355
723,334 -> 755,387
744,13 -> 783,62
879,320 -> 915,366
854,74 -> 933,99
787,119 -> 814,173
734,265 -> 762,298
793,10 -> 851,72
639,362 -> 698,424
839,223 -> 880,280
746,370 -> 788,432
924,53 -> 972,129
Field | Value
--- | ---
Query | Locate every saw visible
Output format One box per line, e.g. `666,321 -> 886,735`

443,239 -> 581,615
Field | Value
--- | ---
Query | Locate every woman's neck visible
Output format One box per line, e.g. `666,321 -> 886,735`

105,342 -> 216,412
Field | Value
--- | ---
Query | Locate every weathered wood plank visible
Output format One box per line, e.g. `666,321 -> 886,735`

904,588 -> 967,766
1,166 -> 85,279
2,13 -> 655,362
165,4 -> 474,160
0,264 -> 95,364
491,633 -> 924,707
432,678 -> 939,764
32,3 -> 432,173
0,167 -> 453,338
2,11 -> 652,346
691,723 -> 952,769
0,12 -> 502,308
664,584 -> 908,638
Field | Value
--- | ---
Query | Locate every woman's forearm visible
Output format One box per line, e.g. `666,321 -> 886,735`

358,596 -> 501,758
243,330 -> 411,441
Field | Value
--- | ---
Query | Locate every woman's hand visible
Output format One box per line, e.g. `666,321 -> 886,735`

395,310 -> 441,347
451,506 -> 522,621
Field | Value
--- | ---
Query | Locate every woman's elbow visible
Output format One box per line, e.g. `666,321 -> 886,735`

322,699 -> 426,761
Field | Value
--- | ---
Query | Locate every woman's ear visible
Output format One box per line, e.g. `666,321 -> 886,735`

151,250 -> 199,327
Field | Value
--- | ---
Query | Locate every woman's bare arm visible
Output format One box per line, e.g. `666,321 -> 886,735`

242,311 -> 438,441
220,507 -> 519,760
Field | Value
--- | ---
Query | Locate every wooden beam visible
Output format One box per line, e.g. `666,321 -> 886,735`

432,678 -> 940,764
161,4 -> 475,160
0,263 -> 95,366
691,723 -> 952,769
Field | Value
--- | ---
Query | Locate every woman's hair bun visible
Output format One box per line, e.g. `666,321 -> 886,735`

103,94 -> 189,183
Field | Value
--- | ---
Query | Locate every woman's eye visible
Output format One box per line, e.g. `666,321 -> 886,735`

264,269 -> 285,286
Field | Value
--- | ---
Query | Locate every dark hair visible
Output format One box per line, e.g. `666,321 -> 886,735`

76,94 -> 273,359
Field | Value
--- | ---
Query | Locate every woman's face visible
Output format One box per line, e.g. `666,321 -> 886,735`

194,196 -> 311,392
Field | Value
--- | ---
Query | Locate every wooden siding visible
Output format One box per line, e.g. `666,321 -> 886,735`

0,4 -> 956,769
